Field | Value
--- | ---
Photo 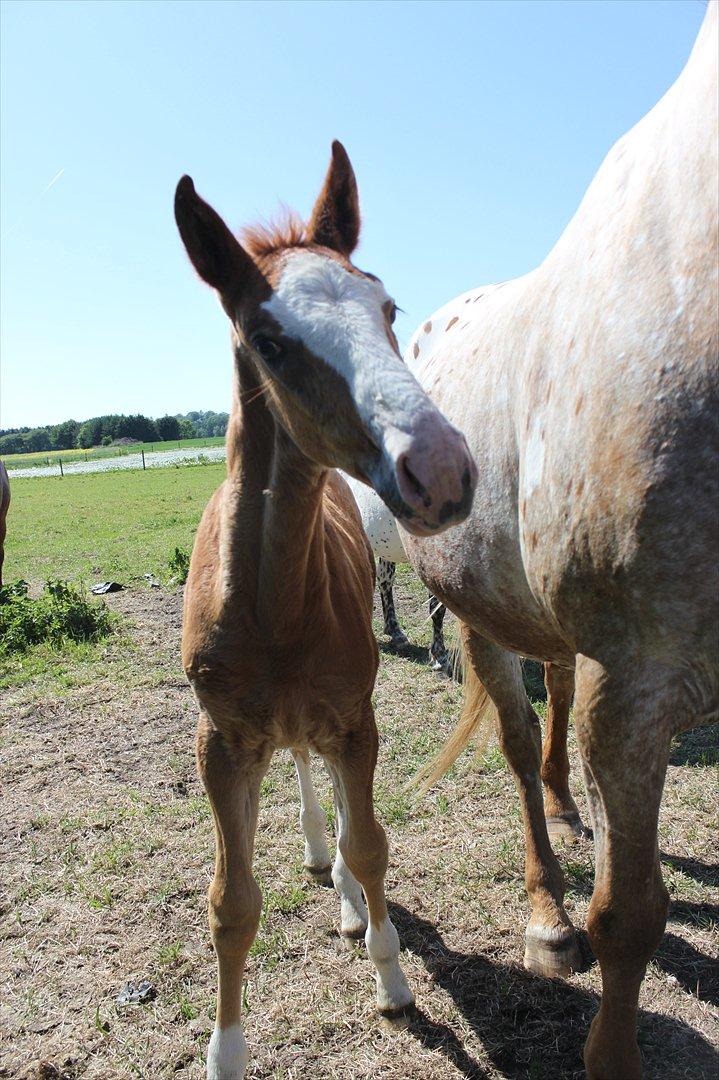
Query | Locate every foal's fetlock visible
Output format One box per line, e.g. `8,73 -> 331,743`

365,918 -> 415,1015
207,1023 -> 249,1080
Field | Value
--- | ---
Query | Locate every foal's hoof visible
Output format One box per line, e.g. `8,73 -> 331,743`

303,863 -> 333,888
545,813 -> 589,845
379,1002 -> 416,1030
524,927 -> 581,978
388,631 -> 410,649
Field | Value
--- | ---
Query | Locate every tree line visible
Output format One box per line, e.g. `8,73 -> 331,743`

0,410 -> 229,455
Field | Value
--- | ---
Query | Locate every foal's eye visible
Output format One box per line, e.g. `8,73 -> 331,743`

389,304 -> 398,325
251,334 -> 283,362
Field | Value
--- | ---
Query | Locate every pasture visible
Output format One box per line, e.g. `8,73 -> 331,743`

1,466 -> 717,1079
2,438 -> 226,473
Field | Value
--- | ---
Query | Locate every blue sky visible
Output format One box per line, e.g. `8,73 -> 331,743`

0,0 -> 706,430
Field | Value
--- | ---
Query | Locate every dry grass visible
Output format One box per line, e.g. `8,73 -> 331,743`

1,575 -> 717,1080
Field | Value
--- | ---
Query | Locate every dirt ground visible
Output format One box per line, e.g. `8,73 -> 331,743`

1,582 -> 717,1079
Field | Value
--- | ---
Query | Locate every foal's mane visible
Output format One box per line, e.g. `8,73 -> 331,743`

241,209 -> 308,258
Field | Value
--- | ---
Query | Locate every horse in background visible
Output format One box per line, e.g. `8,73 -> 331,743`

400,6 -> 718,1076
0,461 -> 10,588
341,471 -> 453,673
174,141 -> 475,1080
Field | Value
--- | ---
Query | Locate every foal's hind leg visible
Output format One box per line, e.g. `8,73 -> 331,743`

197,715 -> 269,1080
541,663 -> 586,843
291,750 -> 367,932
464,630 -> 580,977
574,655 -> 671,1080
378,559 -> 409,647
325,705 -> 414,1014
292,750 -> 333,885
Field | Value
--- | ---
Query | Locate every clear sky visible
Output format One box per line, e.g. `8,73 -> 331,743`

0,0 -> 707,430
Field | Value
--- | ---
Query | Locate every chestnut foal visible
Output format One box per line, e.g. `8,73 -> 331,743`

174,142 -> 475,1080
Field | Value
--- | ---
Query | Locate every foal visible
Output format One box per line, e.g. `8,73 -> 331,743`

174,142 -> 475,1080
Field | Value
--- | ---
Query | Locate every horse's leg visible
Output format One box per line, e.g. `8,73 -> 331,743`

292,749 -> 333,885
428,596 -> 452,677
325,706 -> 414,1014
197,714 -> 268,1080
464,629 -> 580,976
574,655 -> 671,1080
377,558 -> 409,647
541,662 -> 586,843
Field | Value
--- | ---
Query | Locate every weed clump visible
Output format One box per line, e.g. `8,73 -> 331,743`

167,547 -> 190,584
0,580 -> 114,657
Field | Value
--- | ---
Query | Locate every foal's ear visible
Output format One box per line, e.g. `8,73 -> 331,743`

174,176 -> 256,295
307,141 -> 360,256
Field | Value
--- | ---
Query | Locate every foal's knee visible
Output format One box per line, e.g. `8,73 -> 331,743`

209,877 -> 263,953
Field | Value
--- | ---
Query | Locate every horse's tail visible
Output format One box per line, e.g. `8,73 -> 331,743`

412,623 -> 496,792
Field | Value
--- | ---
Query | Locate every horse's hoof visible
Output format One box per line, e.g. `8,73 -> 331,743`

524,927 -> 581,978
389,632 -> 410,649
339,927 -> 367,952
545,813 -> 589,845
379,1002 -> 416,1029
303,864 -> 333,887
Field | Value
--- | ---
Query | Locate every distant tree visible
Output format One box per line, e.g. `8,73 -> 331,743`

26,429 -> 52,452
177,418 -> 196,439
156,414 -> 181,441
51,419 -> 80,450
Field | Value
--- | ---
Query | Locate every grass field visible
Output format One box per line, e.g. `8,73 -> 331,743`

1,467 -> 717,1080
4,465 -> 225,587
2,437 -> 226,471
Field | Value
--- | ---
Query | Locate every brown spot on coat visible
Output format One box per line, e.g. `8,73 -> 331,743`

423,320 -> 432,333
446,316 -> 459,331
413,342 -> 420,359
576,478 -> 585,497
575,393 -> 584,415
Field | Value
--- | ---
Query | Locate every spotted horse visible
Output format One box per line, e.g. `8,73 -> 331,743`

400,7 -> 718,1077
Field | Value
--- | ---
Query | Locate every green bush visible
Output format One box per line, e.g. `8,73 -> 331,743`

0,580 -> 114,657
167,547 -> 191,585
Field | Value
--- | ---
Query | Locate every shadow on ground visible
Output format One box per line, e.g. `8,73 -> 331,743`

390,903 -> 719,1080
670,722 -> 719,766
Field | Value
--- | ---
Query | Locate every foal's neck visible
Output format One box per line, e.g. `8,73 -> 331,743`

222,359 -> 329,642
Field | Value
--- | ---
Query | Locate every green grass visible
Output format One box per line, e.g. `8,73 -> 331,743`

4,464 -> 225,587
3,436 -> 226,471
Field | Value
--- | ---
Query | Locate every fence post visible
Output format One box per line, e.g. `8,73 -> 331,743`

142,449 -> 146,470
59,459 -> 64,477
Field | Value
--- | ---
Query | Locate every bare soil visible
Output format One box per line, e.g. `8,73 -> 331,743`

1,583 -> 717,1080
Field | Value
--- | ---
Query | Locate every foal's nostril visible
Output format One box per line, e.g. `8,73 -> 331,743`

462,467 -> 472,493
399,454 -> 432,509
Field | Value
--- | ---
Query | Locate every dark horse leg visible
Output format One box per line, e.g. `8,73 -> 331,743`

377,559 -> 409,647
428,596 -> 453,678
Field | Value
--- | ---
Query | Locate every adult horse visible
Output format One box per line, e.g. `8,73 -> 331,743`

0,461 -> 10,588
174,142 -> 475,1079
402,6 -> 718,1078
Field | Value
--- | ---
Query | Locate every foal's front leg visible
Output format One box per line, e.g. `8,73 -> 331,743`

325,706 -> 414,1015
197,714 -> 268,1080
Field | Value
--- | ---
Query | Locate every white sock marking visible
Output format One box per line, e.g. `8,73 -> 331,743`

206,1023 -> 248,1080
292,751 -> 331,870
365,917 -> 414,1012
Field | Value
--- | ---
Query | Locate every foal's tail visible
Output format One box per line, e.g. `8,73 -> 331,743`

412,623 -> 496,793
